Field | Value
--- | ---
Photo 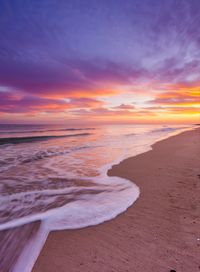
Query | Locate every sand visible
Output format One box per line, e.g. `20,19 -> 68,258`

33,128 -> 200,272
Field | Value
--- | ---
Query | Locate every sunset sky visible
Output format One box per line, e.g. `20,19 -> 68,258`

0,0 -> 199,124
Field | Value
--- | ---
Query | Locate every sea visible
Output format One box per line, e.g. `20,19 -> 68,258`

0,123 -> 193,271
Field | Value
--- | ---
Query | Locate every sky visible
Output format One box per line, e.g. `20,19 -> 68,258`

0,0 -> 199,124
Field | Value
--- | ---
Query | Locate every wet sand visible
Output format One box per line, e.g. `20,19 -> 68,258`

0,221 -> 41,272
33,128 -> 200,272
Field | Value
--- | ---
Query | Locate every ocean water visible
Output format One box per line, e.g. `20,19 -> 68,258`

0,123 -> 192,271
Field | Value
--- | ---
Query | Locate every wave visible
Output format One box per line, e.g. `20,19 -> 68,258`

0,133 -> 92,146
19,144 -> 95,164
150,127 -> 185,133
0,127 -> 95,134
0,143 -> 100,173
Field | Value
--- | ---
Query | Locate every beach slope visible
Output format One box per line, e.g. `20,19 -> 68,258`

34,128 -> 200,272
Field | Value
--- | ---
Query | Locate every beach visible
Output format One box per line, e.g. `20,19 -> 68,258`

33,128 -> 200,272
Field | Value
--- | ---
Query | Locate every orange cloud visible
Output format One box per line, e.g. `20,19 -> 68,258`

149,88 -> 200,107
41,88 -> 121,100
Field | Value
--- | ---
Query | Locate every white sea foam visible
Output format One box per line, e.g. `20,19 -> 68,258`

8,174 -> 139,272
13,223 -> 48,272
44,176 -> 140,230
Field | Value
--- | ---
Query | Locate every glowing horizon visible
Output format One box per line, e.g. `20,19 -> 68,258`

0,0 -> 199,124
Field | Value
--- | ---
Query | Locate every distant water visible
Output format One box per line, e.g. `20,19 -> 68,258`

0,123 -> 192,271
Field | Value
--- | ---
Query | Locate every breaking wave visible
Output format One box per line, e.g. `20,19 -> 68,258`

0,133 -> 92,145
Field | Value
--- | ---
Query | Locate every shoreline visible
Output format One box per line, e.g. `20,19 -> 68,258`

33,127 -> 200,272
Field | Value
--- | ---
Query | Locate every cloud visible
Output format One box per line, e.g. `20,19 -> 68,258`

69,97 -> 104,108
112,104 -> 135,110
70,105 -> 157,118
148,90 -> 200,106
0,57 -> 149,100
0,91 -> 104,114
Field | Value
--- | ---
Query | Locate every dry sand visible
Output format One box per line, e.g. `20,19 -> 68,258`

33,128 -> 200,272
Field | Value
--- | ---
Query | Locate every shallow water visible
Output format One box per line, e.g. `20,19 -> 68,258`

0,124 -> 192,271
